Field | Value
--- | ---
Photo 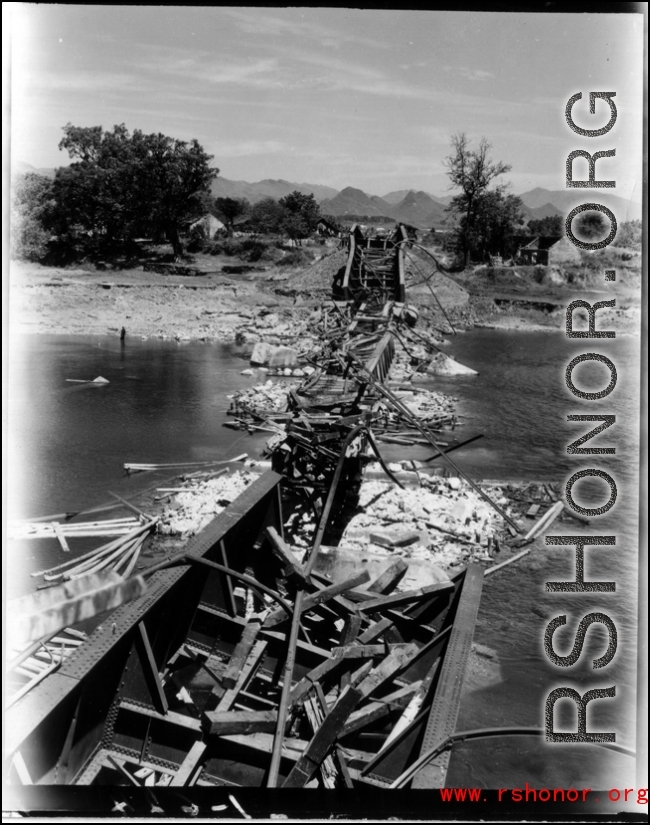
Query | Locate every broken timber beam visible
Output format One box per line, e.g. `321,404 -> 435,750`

341,681 -> 422,737
283,643 -> 419,788
265,527 -> 310,584
263,571 -> 370,628
367,559 -> 408,595
203,710 -> 277,736
222,617 -> 263,689
358,581 -> 454,613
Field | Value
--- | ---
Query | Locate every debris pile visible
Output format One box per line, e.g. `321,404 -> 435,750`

155,520 -> 479,789
340,476 -> 517,570
158,471 -> 258,536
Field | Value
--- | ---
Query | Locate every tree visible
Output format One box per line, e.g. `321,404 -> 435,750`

470,187 -> 525,261
53,123 -> 218,258
247,197 -> 287,236
612,220 -> 641,250
444,134 -> 511,267
278,191 -> 320,244
11,173 -> 56,261
214,197 -> 249,235
528,215 -> 563,237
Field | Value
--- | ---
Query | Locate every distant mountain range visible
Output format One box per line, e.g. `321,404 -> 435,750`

518,187 -> 641,222
210,177 -> 339,204
13,161 -> 56,179
14,163 -> 642,225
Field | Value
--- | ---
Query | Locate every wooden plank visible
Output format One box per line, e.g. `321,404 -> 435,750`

335,746 -> 355,788
331,643 -> 406,658
180,646 -> 224,697
170,741 -> 207,787
289,650 -> 346,707
289,643 -> 403,708
107,490 -> 151,519
356,643 -> 419,698
341,682 -> 422,736
259,630 -> 331,660
304,691 -> 338,788
218,732 -> 306,762
204,710 -> 277,736
357,617 -> 394,644
263,571 -> 371,628
222,618 -> 262,689
367,559 -> 408,595
216,641 -> 267,711
52,522 -> 70,553
358,582 -> 454,613
137,621 -> 168,715
339,615 -> 362,690
282,685 -> 363,788
380,660 -> 442,751
119,700 -> 202,732
266,527 -> 309,584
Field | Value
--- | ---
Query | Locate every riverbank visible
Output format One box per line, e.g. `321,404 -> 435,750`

11,259 -> 639,344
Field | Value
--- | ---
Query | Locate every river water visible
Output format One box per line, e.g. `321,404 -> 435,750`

6,328 -> 642,790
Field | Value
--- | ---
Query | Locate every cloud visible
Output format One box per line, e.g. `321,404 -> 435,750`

24,71 -> 141,94
443,65 -> 494,82
220,8 -> 388,50
212,139 -> 288,158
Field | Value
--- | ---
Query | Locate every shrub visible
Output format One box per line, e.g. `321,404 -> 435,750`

186,223 -> 208,252
277,248 -> 316,268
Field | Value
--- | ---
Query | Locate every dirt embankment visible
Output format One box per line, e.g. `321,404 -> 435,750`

9,262 -> 299,342
9,238 -> 642,344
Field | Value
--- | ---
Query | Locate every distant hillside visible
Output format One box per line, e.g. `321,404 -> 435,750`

323,187 -> 451,229
389,190 -> 448,228
519,187 -> 641,222
321,186 -> 391,218
382,189 -> 413,205
383,189 -> 453,207
13,161 -> 56,179
210,177 -> 338,204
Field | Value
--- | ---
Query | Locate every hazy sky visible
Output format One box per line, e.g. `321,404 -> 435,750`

9,6 -> 644,200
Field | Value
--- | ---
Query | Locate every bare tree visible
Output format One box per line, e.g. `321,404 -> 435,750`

444,133 -> 511,267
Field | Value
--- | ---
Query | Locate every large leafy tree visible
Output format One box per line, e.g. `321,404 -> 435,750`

53,123 -> 218,258
527,215 -> 563,237
11,173 -> 56,261
444,133 -> 511,267
247,197 -> 287,236
278,191 -> 320,244
214,197 -> 249,235
469,187 -> 525,261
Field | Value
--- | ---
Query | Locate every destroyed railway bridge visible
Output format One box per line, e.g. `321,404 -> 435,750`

6,224 -> 508,792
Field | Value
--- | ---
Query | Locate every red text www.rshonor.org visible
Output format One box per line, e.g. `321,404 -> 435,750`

439,786 -> 648,804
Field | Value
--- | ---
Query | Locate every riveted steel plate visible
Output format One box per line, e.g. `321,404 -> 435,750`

412,564 -> 484,788
60,568 -> 188,679
4,672 -> 80,756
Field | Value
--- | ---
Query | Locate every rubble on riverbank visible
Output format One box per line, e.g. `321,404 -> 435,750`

157,469 -> 258,536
